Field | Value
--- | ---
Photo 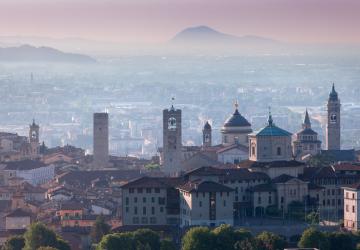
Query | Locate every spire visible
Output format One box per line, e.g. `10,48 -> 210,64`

233,100 -> 240,115
303,109 -> 311,129
170,97 -> 175,111
329,83 -> 338,101
268,106 -> 273,126
204,121 -> 211,130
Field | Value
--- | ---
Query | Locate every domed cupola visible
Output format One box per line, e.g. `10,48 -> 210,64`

221,101 -> 252,146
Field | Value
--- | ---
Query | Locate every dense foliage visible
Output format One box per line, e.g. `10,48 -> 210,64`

91,215 -> 111,243
97,228 -> 175,250
23,222 -> 70,250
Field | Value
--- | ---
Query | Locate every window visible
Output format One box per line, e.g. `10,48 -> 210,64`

268,196 -> 272,204
158,197 -> 165,205
199,201 -> 202,207
223,200 -> 226,207
151,207 -> 155,215
252,146 -> 256,156
155,188 -> 160,193
150,217 -> 157,224
346,205 -> 349,212
146,188 -> 151,193
125,197 -> 129,205
160,207 -> 164,213
151,197 -> 155,203
132,217 -> 139,224
129,188 -> 134,193
141,217 -> 148,224
143,197 -> 147,203
353,206 -> 356,213
353,193 -> 355,199
276,147 -> 281,156
134,207 -> 138,215
258,196 -> 261,204
134,197 -> 138,203
137,188 -> 143,193
143,207 -> 146,215
126,207 -> 129,213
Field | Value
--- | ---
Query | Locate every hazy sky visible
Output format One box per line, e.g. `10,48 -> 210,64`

1,0 -> 359,44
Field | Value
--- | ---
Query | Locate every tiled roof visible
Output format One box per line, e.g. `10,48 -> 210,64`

221,168 -> 270,181
344,182 -> 360,190
272,174 -> 295,183
250,124 -> 292,137
297,128 -> 318,135
60,201 -> 84,210
237,160 -> 304,169
184,166 -> 224,177
57,170 -> 142,187
333,163 -> 360,171
178,180 -> 234,193
121,176 -> 183,189
321,149 -> 356,162
6,208 -> 32,218
216,144 -> 248,154
252,183 -> 275,192
3,160 -> 47,171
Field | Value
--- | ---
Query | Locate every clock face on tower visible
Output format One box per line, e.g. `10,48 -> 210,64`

330,113 -> 337,123
31,131 -> 37,139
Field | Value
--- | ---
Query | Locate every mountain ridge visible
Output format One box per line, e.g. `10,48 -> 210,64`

0,44 -> 96,63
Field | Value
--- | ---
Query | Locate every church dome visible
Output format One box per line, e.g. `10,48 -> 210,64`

223,108 -> 251,128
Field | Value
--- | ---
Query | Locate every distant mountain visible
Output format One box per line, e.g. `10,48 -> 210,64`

170,25 -> 278,45
0,45 -> 96,63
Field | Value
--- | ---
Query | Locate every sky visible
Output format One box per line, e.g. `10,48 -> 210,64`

0,0 -> 360,44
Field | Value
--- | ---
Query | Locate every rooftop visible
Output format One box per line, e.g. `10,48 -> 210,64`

3,160 -> 47,171
178,180 -> 234,193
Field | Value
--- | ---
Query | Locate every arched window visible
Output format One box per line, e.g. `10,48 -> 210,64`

276,147 -> 281,156
168,117 -> 176,130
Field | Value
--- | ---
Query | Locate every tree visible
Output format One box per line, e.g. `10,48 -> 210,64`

255,231 -> 287,250
91,215 -> 111,243
328,232 -> 356,250
133,229 -> 161,250
97,233 -> 133,250
298,227 -> 329,250
160,239 -> 176,250
3,235 -> 25,250
182,227 -> 215,250
212,224 -> 237,250
23,223 -> 70,250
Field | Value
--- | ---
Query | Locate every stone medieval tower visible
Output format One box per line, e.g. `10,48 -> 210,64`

162,104 -> 182,176
326,84 -> 341,150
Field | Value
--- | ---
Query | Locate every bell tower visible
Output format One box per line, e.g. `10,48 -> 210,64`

326,83 -> 341,150
162,99 -> 182,176
29,119 -> 40,156
202,121 -> 212,147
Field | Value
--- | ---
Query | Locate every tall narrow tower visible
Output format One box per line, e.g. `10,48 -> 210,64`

162,104 -> 182,176
326,84 -> 341,150
93,113 -> 109,168
202,121 -> 212,147
29,119 -> 40,156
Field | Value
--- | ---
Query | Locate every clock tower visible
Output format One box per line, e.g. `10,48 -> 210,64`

162,104 -> 182,176
202,121 -> 212,147
326,83 -> 341,150
29,119 -> 40,156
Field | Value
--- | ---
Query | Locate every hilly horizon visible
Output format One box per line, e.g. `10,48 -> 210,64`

170,25 -> 279,45
0,44 -> 96,63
